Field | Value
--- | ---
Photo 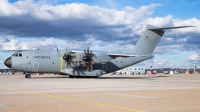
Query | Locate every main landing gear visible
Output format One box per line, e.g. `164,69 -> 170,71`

69,75 -> 99,78
25,73 -> 31,78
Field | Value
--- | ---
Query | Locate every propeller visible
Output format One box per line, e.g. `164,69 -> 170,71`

82,47 -> 93,72
63,47 -> 73,68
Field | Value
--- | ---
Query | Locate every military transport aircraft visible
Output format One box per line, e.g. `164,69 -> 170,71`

4,24 -> 193,78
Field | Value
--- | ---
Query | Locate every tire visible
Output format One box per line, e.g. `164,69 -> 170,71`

69,75 -> 75,78
25,74 -> 31,78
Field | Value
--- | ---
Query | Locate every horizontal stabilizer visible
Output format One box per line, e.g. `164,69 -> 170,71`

148,26 -> 195,30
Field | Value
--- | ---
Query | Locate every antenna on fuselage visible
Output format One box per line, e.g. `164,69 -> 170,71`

55,47 -> 60,55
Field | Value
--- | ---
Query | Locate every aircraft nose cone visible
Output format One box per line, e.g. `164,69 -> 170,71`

4,57 -> 12,68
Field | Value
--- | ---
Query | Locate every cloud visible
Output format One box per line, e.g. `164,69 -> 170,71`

0,0 -> 161,40
0,37 -> 56,50
171,18 -> 200,34
187,53 -> 199,60
0,38 -> 10,43
145,15 -> 173,27
0,37 -> 135,54
0,1 -> 199,48
181,52 -> 200,67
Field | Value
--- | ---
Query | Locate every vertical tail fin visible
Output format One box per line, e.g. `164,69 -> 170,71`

133,24 -> 194,54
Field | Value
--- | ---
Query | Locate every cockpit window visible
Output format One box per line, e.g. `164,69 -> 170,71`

15,53 -> 18,57
12,53 -> 17,56
12,52 -> 22,57
19,53 -> 22,57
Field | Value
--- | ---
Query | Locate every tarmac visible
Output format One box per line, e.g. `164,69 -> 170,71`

0,73 -> 200,112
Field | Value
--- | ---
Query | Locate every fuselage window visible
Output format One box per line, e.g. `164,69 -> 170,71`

15,53 -> 18,57
19,53 -> 22,57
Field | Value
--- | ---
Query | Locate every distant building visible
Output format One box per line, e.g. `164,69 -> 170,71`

0,69 -> 17,75
114,66 -> 146,74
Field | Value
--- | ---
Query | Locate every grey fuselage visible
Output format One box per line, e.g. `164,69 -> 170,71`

7,50 -> 153,77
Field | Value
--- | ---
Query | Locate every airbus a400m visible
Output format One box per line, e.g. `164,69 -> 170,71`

4,24 -> 193,78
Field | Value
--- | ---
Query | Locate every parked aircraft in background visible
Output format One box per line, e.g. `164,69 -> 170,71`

4,24 -> 193,78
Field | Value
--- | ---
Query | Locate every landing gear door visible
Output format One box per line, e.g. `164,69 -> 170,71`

33,62 -> 39,72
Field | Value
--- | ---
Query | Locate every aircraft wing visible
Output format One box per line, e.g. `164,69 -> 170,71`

107,53 -> 137,59
70,50 -> 135,58
107,53 -> 154,59
70,50 -> 152,59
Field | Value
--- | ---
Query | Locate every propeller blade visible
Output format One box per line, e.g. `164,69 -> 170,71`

82,47 -> 94,72
87,47 -> 89,54
63,46 -> 73,68
90,62 -> 93,71
86,62 -> 89,72
84,49 -> 86,54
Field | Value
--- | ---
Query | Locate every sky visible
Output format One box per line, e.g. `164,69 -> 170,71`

0,0 -> 200,69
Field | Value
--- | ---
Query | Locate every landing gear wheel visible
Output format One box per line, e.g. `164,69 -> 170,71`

76,76 -> 80,78
25,74 -> 31,78
69,75 -> 75,78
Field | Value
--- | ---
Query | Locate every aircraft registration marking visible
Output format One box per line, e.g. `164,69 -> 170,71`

0,86 -> 146,112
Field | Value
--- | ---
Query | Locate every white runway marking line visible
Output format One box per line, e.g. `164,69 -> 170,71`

108,93 -> 159,99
